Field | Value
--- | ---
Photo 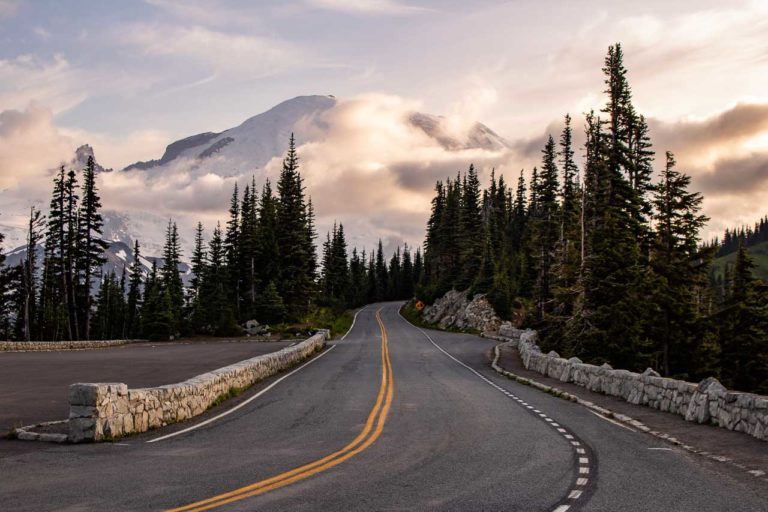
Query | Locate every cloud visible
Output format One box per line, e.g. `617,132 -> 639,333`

0,0 -> 18,19
120,23 -> 305,75
649,103 -> 768,167
0,54 -> 85,114
692,153 -> 768,195
0,104 -> 74,190
257,93 -> 514,250
304,0 -> 429,15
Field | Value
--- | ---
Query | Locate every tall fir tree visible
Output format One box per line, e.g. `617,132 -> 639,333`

77,156 -> 107,339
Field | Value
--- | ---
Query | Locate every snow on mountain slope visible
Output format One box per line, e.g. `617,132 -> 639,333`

4,240 -> 193,290
2,94 -> 514,259
121,95 -> 510,177
123,95 -> 339,176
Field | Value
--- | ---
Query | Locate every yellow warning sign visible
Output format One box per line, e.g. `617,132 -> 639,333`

415,300 -> 425,311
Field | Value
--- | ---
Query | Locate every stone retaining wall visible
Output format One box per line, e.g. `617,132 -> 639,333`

491,329 -> 768,442
68,331 -> 328,442
0,340 -> 139,352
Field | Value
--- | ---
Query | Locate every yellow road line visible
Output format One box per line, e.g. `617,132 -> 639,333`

167,309 -> 394,512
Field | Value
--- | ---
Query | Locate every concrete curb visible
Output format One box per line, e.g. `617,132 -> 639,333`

14,420 -> 68,443
490,341 -> 768,483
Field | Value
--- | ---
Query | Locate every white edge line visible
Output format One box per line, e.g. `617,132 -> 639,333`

341,306 -> 366,341
588,409 -> 637,433
147,344 -> 337,443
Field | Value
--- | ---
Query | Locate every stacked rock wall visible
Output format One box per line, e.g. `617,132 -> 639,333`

0,340 -> 136,352
493,329 -> 768,442
68,331 -> 328,442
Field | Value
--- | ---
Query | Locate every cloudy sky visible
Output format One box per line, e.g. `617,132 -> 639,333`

1,0 -> 768,254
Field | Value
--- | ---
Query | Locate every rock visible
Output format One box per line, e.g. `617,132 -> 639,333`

422,290 -> 503,333
244,320 -> 269,336
642,368 -> 660,378
498,322 -> 518,338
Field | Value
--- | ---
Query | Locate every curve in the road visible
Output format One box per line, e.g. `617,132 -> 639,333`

168,308 -> 394,512
400,310 -> 598,512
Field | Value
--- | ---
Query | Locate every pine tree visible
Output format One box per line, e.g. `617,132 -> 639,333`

348,248 -> 367,307
77,156 -> 107,339
63,168 -> 80,340
717,244 -> 768,393
141,260 -> 169,340
276,134 -> 316,317
125,240 -> 143,338
256,180 -> 280,302
530,136 -> 561,321
457,164 -> 484,290
20,207 -> 44,340
198,223 -> 239,335
401,244 -> 415,299
650,152 -> 712,377
40,166 -> 69,340
161,220 -> 184,336
190,222 -> 206,301
224,184 -> 241,318
375,240 -> 388,301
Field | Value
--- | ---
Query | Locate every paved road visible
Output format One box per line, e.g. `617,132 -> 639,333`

0,340 -> 293,431
1,303 -> 766,511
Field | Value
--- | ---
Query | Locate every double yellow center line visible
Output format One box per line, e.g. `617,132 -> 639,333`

167,309 -> 394,512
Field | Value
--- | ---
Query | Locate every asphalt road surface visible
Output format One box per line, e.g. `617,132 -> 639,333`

0,339 -> 293,431
1,303 -> 766,511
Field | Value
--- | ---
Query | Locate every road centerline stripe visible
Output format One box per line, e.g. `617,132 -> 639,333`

166,308 -> 394,512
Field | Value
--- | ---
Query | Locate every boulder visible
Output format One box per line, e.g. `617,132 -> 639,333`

244,320 -> 270,336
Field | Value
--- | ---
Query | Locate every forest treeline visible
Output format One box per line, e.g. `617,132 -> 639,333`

0,135 -> 418,342
418,44 -> 768,394
708,216 -> 768,258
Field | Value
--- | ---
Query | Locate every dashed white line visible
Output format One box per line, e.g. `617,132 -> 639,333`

568,490 -> 583,499
400,310 -> 592,512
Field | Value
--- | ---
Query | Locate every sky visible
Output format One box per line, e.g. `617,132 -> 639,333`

1,0 -> 768,254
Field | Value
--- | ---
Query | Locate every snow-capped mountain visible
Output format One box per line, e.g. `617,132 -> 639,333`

122,95 -> 510,177
4,240 -> 193,289
2,94 -> 512,261
123,95 -> 340,176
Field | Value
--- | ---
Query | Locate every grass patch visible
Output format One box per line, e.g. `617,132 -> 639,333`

271,307 -> 354,340
211,384 -> 249,409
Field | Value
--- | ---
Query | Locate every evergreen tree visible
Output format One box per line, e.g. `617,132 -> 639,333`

199,223 -> 239,335
256,180 -> 280,303
140,260 -> 169,340
77,156 -> 107,339
401,244 -> 415,299
375,240 -> 388,301
276,134 -> 316,317
125,240 -> 143,338
650,152 -> 712,377
40,167 -> 69,340
530,136 -> 561,321
457,164 -> 484,290
717,244 -> 768,393
20,207 -> 44,340
224,184 -> 241,318
161,220 -> 184,336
